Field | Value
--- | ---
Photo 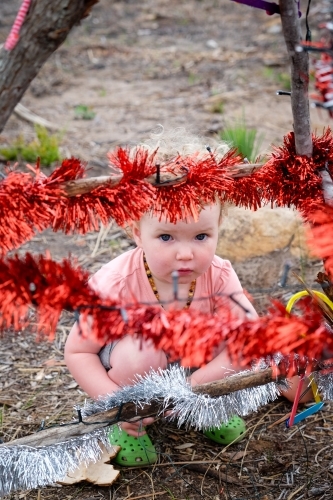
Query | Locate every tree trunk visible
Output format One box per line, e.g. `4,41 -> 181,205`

279,0 -> 313,157
0,0 -> 99,134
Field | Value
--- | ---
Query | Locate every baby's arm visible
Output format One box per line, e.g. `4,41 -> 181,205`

64,322 -> 120,399
190,261 -> 257,386
65,323 -> 162,437
219,263 -> 257,319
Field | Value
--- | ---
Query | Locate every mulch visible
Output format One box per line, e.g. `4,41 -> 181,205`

1,229 -> 333,500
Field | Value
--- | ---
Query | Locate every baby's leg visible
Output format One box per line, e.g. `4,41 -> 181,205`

190,347 -> 234,387
107,335 -> 168,387
106,335 -> 168,437
280,375 -> 314,403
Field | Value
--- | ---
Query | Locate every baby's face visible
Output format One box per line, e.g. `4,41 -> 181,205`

132,204 -> 221,287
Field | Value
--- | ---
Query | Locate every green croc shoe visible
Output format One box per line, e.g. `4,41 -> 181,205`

204,415 -> 246,445
109,426 -> 157,466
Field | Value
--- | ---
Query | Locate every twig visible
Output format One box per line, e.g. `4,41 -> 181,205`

14,103 -> 61,131
182,463 -> 243,485
125,493 -> 167,500
61,163 -> 264,197
286,484 -> 305,500
91,221 -> 113,258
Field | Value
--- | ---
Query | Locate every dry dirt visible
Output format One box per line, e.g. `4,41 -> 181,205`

1,0 -> 333,499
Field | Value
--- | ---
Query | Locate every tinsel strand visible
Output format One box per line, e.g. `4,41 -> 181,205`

3,363 -> 333,497
81,365 -> 288,429
0,428 -> 116,497
0,253 -> 332,364
0,365 -> 286,497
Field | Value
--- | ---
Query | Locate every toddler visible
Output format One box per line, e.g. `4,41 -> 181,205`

64,129 -> 307,466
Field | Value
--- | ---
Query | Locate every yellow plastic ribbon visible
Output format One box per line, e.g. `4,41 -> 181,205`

285,289 -> 333,403
286,290 -> 333,314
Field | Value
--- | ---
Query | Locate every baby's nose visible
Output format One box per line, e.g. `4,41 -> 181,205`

176,246 -> 194,260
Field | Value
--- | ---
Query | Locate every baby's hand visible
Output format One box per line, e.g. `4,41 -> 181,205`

120,417 -> 155,437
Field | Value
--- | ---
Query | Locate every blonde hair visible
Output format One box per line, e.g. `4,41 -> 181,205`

121,126 -> 229,235
133,124 -> 229,163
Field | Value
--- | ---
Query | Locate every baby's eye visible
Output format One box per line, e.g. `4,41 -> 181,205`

159,234 -> 172,242
195,233 -> 207,241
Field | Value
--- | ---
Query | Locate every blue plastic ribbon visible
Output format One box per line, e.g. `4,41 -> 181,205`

285,402 -> 325,428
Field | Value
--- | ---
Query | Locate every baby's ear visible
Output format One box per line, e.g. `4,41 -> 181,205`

131,221 -> 143,247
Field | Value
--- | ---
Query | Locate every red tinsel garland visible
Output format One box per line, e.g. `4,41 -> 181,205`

1,132 -> 333,368
152,149 -> 243,222
0,152 -> 156,252
309,46 -> 333,117
307,204 -> 333,276
1,129 -> 332,254
0,161 -> 63,253
0,253 -> 331,367
52,149 -> 156,233
250,130 -> 333,213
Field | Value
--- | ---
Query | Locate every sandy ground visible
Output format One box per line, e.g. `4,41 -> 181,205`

1,1 -> 333,499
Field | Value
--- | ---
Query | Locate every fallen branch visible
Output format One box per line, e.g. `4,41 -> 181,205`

1,367 -> 281,449
61,163 -> 263,197
14,103 -> 61,131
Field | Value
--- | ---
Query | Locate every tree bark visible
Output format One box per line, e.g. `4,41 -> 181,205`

0,0 -> 99,134
279,0 -> 313,157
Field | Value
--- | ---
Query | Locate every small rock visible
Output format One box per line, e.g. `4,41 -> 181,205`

206,39 -> 218,49
217,206 -> 310,262
267,24 -> 282,34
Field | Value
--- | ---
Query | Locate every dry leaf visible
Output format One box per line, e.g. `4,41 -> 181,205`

229,451 -> 250,461
168,433 -> 181,441
35,369 -> 45,381
0,399 -> 14,406
174,443 -> 195,450
65,381 -> 78,389
58,446 -> 120,486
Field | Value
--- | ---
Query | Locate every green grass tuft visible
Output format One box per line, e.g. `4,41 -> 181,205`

219,115 -> 264,162
0,125 -> 61,167
74,104 -> 96,120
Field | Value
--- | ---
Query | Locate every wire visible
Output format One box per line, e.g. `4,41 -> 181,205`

305,0 -> 312,42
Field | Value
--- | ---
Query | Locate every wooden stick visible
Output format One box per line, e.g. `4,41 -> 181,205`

192,367 -> 277,397
61,163 -> 264,197
1,368 -> 281,449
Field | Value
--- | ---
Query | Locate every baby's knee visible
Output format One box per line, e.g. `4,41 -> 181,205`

280,376 -> 314,403
108,335 -> 167,386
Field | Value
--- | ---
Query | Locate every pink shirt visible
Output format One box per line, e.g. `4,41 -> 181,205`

90,247 -> 256,317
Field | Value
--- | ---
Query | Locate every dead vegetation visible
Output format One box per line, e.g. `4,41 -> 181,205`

1,0 -> 333,498
0,227 -> 332,500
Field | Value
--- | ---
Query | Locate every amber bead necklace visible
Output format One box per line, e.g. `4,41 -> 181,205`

143,253 -> 196,309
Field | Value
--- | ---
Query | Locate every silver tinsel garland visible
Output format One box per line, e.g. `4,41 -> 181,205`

1,363 -> 332,498
0,427 -> 114,497
315,370 -> 333,400
81,365 -> 287,429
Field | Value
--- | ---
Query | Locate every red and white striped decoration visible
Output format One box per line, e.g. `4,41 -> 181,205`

4,0 -> 32,51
